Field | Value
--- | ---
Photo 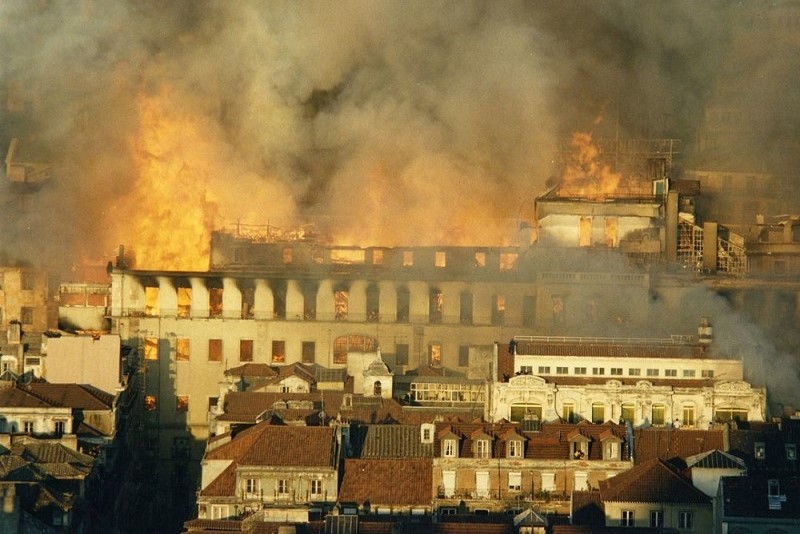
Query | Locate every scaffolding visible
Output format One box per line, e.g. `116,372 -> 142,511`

677,217 -> 747,275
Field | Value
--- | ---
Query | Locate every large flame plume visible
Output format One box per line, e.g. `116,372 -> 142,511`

557,132 -> 622,199
112,87 -> 219,271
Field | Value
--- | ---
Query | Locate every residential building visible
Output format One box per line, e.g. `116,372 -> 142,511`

338,458 -> 433,515
431,420 -> 631,516
0,381 -> 116,450
197,422 -> 341,522
495,333 -> 766,426
596,458 -> 713,531
0,438 -> 96,532
41,333 -> 124,393
718,474 -> 800,534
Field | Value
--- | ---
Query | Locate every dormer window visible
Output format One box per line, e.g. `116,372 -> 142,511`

569,435 -> 590,459
443,438 -> 458,458
507,439 -> 523,458
421,423 -> 434,444
755,442 -> 766,460
786,444 -> 796,461
475,439 -> 490,458
604,441 -> 620,460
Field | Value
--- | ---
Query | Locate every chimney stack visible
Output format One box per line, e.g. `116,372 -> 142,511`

698,317 -> 713,346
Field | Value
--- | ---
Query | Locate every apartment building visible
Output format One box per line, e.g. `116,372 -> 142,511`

495,332 -> 766,427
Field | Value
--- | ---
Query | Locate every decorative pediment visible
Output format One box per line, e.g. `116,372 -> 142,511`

606,379 -> 623,388
635,380 -> 653,389
714,380 -> 751,392
509,374 -> 547,388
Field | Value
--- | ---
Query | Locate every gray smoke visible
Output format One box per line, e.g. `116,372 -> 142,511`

4,0 -> 793,269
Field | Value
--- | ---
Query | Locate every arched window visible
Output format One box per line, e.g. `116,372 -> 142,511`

682,403 -> 696,427
373,381 -> 382,397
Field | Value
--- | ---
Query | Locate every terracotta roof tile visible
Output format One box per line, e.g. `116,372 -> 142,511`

23,383 -> 114,410
338,458 -> 432,506
356,425 -> 434,458
599,458 -> 710,504
634,428 -> 724,462
205,423 -> 337,468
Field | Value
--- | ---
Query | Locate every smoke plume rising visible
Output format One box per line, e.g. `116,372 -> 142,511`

4,0 -> 791,272
0,0 -> 798,407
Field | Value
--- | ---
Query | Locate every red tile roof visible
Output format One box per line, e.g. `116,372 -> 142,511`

23,383 -> 114,410
199,461 -> 236,497
599,458 -> 710,504
633,428 -> 725,462
338,458 -> 432,506
205,423 -> 337,468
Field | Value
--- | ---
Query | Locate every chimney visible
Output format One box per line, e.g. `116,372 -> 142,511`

698,317 -> 713,346
116,245 -> 126,269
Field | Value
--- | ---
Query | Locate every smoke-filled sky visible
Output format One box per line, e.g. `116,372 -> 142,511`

0,0 -> 799,274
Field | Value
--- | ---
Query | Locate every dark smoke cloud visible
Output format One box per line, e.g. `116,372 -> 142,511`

4,0 -> 786,269
0,0 -> 797,406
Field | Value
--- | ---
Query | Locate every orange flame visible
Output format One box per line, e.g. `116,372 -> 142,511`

558,131 -> 621,199
112,86 -> 219,270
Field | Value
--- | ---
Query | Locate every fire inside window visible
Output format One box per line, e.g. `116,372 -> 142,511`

241,287 -> 255,319
435,251 -> 446,268
428,343 -> 442,366
176,338 -> 190,361
145,286 -> 159,316
145,395 -> 157,411
474,252 -> 486,267
144,337 -> 159,360
429,289 -> 443,323
209,287 -> 223,318
176,395 -> 189,412
499,253 -> 517,271
333,337 -> 348,365
403,251 -> 414,266
492,295 -> 505,325
177,287 -> 191,318
272,340 -> 285,363
334,291 -> 349,320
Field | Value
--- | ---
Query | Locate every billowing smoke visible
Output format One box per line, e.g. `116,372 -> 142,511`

0,0 -> 797,407
2,0 -> 786,273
